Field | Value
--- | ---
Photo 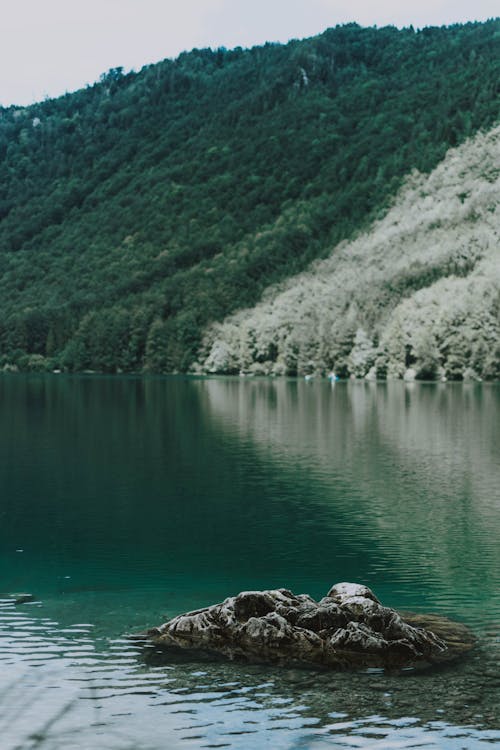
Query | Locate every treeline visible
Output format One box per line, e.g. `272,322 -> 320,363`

0,21 -> 499,373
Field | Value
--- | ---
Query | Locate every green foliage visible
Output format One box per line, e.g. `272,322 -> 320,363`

0,21 -> 499,372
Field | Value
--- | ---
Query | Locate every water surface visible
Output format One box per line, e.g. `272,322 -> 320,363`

1,376 -> 499,748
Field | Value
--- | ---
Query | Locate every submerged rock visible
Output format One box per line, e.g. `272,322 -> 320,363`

10,593 -> 36,605
141,583 -> 475,670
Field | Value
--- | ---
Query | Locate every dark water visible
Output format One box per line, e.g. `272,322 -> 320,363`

0,375 -> 499,749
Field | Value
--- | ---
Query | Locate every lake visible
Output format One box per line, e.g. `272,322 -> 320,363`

1,375 -> 499,749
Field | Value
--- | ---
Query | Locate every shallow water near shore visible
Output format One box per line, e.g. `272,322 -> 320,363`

1,375 -> 499,748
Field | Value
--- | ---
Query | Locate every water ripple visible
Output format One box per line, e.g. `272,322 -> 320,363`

3,596 -> 498,750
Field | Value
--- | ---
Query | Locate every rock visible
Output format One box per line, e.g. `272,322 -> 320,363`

11,593 -> 36,605
140,583 -> 475,671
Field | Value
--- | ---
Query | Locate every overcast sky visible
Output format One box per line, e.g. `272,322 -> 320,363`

1,0 -> 498,106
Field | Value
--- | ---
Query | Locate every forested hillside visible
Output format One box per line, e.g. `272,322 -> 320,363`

197,125 -> 500,380
0,21 -> 499,374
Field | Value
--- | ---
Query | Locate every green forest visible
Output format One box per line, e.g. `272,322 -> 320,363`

0,21 -> 499,374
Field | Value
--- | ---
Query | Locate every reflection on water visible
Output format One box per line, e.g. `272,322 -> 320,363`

0,375 -> 499,748
200,379 -> 500,628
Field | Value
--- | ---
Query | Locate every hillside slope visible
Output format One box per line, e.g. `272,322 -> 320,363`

0,21 -> 498,373
196,124 -> 500,380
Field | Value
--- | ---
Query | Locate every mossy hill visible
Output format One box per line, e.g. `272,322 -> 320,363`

0,21 -> 499,374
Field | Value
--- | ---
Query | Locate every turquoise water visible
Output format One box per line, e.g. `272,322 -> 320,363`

1,375 -> 499,748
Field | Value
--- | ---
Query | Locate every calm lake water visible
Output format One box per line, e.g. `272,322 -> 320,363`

1,375 -> 499,749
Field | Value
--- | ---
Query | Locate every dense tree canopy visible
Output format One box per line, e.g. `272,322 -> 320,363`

0,21 -> 498,373
196,125 -> 499,381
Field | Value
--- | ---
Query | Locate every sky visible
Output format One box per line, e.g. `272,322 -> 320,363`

1,0 -> 498,106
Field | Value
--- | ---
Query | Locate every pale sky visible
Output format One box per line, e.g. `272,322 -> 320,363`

1,0 -> 498,106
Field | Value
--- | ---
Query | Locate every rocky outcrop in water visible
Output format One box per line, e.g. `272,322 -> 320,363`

143,583 -> 475,670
